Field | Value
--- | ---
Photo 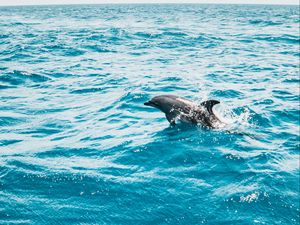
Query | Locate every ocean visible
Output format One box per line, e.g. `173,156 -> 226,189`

0,4 -> 299,224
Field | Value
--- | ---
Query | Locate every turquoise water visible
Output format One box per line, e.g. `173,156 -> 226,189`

0,4 -> 299,224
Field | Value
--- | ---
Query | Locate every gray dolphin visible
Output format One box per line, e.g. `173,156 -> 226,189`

144,95 -> 224,128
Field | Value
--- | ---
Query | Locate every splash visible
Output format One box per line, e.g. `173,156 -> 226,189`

211,104 -> 260,139
215,106 -> 253,129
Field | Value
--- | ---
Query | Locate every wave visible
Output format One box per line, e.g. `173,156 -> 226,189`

0,70 -> 51,86
253,34 -> 299,44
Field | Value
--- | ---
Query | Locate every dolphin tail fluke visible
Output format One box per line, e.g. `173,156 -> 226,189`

200,100 -> 220,114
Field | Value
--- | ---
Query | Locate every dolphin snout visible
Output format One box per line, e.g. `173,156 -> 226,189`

144,101 -> 152,106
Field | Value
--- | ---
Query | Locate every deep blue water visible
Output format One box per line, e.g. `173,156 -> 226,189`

0,4 -> 299,224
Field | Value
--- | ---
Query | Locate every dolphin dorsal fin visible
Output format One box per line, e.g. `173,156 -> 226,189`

200,100 -> 220,114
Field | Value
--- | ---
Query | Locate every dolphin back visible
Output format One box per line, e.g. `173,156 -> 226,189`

144,95 -> 222,128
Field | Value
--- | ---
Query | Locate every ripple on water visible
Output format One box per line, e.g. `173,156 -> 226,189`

0,70 -> 50,86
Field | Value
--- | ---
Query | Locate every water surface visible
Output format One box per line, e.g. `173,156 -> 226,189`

0,4 -> 299,224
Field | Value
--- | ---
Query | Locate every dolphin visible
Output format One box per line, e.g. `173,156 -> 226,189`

144,95 -> 224,128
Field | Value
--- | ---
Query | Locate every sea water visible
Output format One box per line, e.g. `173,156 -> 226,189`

0,4 -> 299,224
